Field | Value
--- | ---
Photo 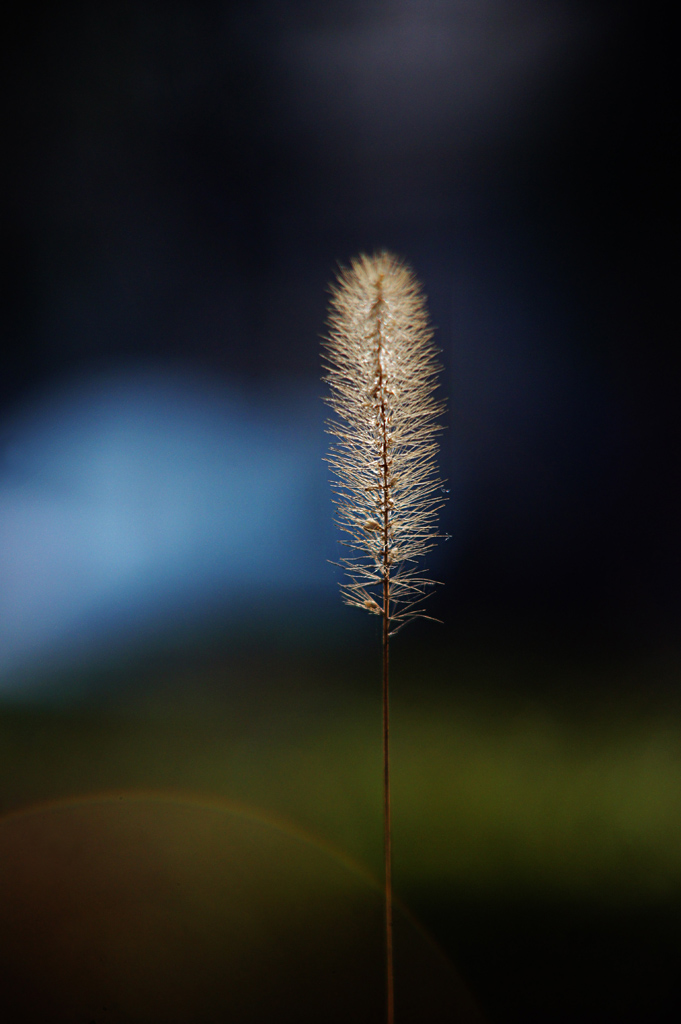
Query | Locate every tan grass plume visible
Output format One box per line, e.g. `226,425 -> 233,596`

323,251 -> 446,633
323,251 -> 445,1024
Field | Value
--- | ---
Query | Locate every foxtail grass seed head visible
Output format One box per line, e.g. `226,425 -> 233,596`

323,252 -> 446,633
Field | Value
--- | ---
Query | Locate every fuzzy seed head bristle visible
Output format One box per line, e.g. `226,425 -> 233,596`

323,251 -> 446,631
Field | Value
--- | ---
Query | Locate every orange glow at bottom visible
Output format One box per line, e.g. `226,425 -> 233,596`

0,793 -> 482,1023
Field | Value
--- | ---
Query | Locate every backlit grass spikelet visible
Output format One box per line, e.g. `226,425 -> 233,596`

323,251 -> 445,633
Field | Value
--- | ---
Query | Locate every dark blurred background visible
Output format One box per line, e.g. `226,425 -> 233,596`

1,2 -> 679,1021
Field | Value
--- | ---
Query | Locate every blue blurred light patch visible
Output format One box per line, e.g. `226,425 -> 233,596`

0,368 -> 336,686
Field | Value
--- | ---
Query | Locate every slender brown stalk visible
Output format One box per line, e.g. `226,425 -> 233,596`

323,252 -> 444,1024
383,594 -> 393,1024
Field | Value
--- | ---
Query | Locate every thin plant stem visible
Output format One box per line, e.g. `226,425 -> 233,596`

383,588 -> 394,1024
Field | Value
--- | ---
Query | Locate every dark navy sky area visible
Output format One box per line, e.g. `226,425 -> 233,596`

1,0 -> 678,686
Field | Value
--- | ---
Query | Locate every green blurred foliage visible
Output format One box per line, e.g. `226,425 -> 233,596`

3,645 -> 681,904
